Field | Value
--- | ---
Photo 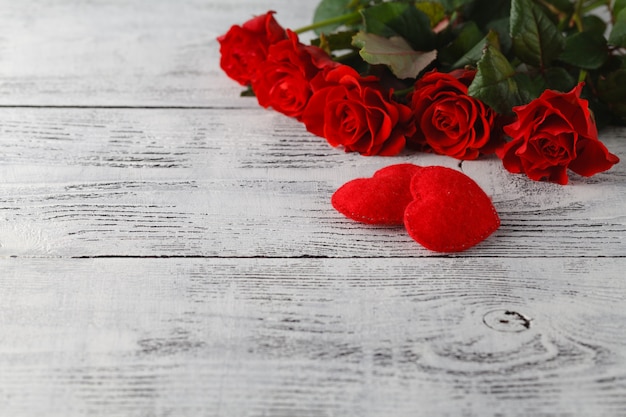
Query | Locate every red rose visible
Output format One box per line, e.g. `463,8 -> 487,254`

497,83 -> 619,185
301,65 -> 415,156
409,69 -> 501,160
252,31 -> 335,120
217,11 -> 286,86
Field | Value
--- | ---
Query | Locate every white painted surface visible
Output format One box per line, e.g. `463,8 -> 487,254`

0,1 -> 625,416
2,257 -> 626,417
0,0 -> 316,106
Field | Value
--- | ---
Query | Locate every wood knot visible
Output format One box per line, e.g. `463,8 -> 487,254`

482,309 -> 531,332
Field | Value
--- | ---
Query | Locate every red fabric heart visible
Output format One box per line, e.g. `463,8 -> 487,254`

331,163 -> 422,225
404,166 -> 500,252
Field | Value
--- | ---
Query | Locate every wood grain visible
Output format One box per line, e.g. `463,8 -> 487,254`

1,257 -> 625,417
1,1 -> 626,416
1,108 -> 624,258
0,0 -> 316,107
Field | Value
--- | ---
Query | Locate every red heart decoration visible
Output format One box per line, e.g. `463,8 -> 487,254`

331,163 -> 422,225
404,166 -> 500,252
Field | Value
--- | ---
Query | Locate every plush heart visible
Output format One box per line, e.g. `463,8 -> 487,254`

404,166 -> 500,252
331,163 -> 422,225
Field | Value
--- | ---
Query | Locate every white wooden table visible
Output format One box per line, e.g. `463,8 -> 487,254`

1,1 -> 625,416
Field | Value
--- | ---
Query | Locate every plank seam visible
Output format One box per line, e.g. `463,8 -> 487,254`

0,105 -> 251,110
1,254 -> 622,260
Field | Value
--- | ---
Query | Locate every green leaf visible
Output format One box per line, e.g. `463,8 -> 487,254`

449,27 -> 490,69
614,0 -> 626,18
468,0 -> 511,29
609,8 -> 626,47
437,0 -> 475,12
511,68 -> 575,105
360,2 -> 436,51
438,22 -> 483,68
598,69 -> 626,103
511,72 -> 542,103
597,69 -> 626,122
313,0 -> 354,35
414,2 -> 447,27
446,22 -> 483,57
468,32 -> 524,115
559,31 -> 608,70
486,17 -> 512,54
352,31 -> 437,79
581,15 -> 607,37
510,0 -> 565,68
240,85 -> 255,97
542,67 -> 576,92
311,31 -> 358,52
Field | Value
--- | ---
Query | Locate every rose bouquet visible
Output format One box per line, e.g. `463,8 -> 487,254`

218,0 -> 623,184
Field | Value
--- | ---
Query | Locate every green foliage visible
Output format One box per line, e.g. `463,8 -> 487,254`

313,0 -> 355,35
541,0 -> 574,13
360,2 -> 436,51
300,0 -> 625,122
614,0 -> 626,17
560,31 -> 608,70
240,85 -> 255,97
609,8 -> 626,47
446,24 -> 489,69
581,15 -> 607,37
353,32 -> 437,79
436,0 -> 475,12
510,0 -> 565,68
467,0 -> 511,29
542,67 -> 576,93
485,17 -> 512,54
311,31 -> 358,52
468,32 -> 524,115
414,1 -> 447,27
598,69 -> 626,122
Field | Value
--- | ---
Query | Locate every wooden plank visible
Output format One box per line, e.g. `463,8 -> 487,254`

1,108 -> 625,258
0,0 -> 316,106
1,257 -> 625,416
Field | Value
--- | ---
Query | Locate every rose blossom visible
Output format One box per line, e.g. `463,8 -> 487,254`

301,65 -> 415,156
217,11 -> 286,86
497,83 -> 619,185
408,69 -> 501,160
252,30 -> 336,120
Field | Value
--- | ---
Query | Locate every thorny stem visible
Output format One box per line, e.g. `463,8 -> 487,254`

393,85 -> 415,100
572,0 -> 589,84
581,0 -> 611,14
537,0 -> 562,17
392,85 -> 415,98
572,0 -> 585,32
293,11 -> 361,34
